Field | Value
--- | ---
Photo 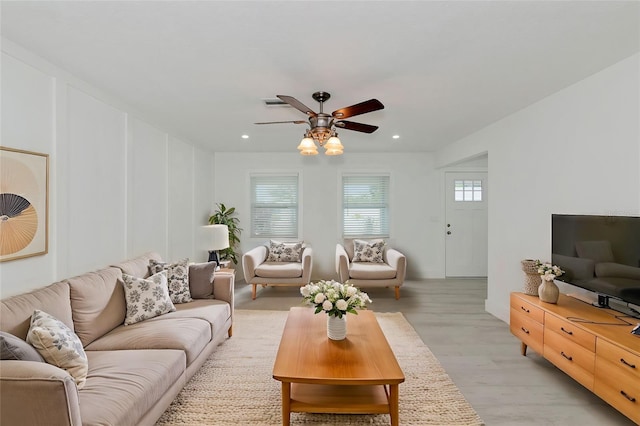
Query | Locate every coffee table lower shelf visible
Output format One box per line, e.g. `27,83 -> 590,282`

287,383 -> 394,414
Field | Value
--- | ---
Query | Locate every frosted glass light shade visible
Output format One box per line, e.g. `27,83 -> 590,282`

298,137 -> 318,155
324,136 -> 344,155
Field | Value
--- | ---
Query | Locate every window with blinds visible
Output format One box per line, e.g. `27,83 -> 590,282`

250,174 -> 299,238
342,174 -> 390,238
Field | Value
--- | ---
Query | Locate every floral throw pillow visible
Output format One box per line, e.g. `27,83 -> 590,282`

353,239 -> 385,263
26,310 -> 88,389
149,258 -> 192,304
267,240 -> 303,262
122,271 -> 176,325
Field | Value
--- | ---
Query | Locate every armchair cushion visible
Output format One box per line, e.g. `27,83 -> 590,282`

267,240 -> 303,262
255,262 -> 303,278
353,239 -> 385,263
349,262 -> 397,280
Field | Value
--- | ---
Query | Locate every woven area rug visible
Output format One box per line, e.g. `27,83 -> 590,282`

156,310 -> 484,425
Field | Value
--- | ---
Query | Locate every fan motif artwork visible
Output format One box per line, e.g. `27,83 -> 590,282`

0,147 -> 49,262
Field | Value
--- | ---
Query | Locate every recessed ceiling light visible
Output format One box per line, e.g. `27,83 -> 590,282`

241,134 -> 249,139
392,135 -> 400,139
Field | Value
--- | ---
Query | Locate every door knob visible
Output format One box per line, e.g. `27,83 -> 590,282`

447,231 -> 451,235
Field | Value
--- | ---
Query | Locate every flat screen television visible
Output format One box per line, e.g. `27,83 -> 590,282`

551,214 -> 640,315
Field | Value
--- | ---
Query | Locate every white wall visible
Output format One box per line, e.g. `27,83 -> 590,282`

436,53 -> 640,322
214,152 -> 441,281
1,41 -> 215,298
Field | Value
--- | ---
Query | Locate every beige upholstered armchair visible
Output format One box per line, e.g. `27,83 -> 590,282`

335,239 -> 407,299
242,241 -> 313,299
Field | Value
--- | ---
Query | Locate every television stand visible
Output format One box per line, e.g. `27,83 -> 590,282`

510,292 -> 639,424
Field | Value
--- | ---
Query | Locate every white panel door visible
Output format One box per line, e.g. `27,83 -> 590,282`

445,172 -> 488,277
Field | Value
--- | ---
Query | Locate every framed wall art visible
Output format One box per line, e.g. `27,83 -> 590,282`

0,146 -> 49,262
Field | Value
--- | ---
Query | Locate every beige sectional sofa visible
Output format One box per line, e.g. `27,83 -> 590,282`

0,252 -> 234,426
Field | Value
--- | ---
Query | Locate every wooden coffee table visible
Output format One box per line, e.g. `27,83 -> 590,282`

272,307 -> 404,426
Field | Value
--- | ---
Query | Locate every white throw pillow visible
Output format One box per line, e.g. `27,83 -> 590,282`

353,239 -> 385,263
149,258 -> 192,304
26,310 -> 88,389
122,271 -> 176,325
267,240 -> 303,262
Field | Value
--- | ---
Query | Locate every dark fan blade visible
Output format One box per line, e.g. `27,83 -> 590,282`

332,99 -> 384,119
334,120 -> 379,133
276,95 -> 317,117
254,120 -> 307,125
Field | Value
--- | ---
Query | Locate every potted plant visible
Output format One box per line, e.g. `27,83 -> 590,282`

208,203 -> 242,265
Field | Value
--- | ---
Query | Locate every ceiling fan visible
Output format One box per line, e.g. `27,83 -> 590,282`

255,91 -> 384,155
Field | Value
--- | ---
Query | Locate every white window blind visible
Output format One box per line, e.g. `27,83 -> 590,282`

342,174 -> 390,238
250,174 -> 299,238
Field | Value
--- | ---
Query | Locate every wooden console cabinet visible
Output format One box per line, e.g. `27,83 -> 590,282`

510,292 -> 640,424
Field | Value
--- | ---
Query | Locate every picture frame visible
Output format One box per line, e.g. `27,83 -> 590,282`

0,146 -> 49,262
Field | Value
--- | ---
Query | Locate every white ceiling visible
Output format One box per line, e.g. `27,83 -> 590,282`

1,1 -> 638,154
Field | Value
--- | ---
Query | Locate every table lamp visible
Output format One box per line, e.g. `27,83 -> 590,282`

205,224 -> 229,270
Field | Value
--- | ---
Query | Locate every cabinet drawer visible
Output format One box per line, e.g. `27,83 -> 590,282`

597,339 -> 640,382
545,314 -> 596,352
510,294 -> 544,324
595,356 -> 640,425
544,329 -> 595,390
510,308 -> 544,355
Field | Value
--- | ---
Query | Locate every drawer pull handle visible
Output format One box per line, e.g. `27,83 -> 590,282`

520,306 -> 530,313
620,358 -> 637,369
521,327 -> 530,334
561,352 -> 573,361
620,390 -> 636,403
560,327 -> 573,336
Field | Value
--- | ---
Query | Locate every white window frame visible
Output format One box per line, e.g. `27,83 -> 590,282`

250,173 -> 300,239
341,173 -> 390,238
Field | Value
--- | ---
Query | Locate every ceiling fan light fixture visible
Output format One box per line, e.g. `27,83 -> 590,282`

325,147 -> 344,156
324,135 -> 343,150
297,135 -> 315,151
298,135 -> 318,155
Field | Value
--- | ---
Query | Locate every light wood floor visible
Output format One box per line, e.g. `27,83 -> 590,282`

235,278 -> 636,426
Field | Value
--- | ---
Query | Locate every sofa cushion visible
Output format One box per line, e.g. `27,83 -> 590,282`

85,317 -> 211,366
0,281 -> 73,340
122,272 -> 176,325
353,239 -> 385,263
167,300 -> 231,339
0,331 -> 44,362
255,261 -> 303,278
112,251 -> 163,278
267,240 -> 303,262
68,267 -> 126,347
26,310 -> 88,389
349,262 -> 397,280
80,349 -> 185,426
149,258 -> 193,304
188,262 -> 216,298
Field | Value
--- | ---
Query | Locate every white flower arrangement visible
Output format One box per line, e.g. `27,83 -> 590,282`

300,280 -> 372,318
535,260 -> 565,282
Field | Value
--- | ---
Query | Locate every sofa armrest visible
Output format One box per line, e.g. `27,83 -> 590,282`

212,271 -> 235,318
0,360 -> 82,426
301,247 -> 313,284
336,244 -> 350,283
386,249 -> 407,282
242,245 -> 268,283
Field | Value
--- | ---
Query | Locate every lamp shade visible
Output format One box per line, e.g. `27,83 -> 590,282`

206,224 -> 230,250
